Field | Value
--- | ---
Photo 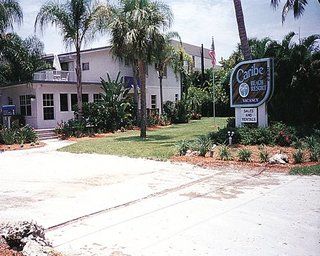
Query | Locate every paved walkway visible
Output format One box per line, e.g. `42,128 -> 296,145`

0,140 -> 319,256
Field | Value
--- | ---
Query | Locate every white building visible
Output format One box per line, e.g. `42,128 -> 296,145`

0,43 -> 212,129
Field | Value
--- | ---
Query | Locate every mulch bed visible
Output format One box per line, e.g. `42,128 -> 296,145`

171,144 -> 318,173
0,142 -> 45,152
0,238 -> 23,256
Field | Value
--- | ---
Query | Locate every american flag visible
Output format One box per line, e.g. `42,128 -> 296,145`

209,37 -> 216,67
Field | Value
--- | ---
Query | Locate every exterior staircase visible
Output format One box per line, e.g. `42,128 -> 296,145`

35,128 -> 58,140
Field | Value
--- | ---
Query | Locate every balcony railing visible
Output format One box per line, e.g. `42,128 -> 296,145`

33,70 -> 76,82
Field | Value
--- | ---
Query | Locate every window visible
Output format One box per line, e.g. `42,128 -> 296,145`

93,94 -> 102,103
8,97 -> 13,105
71,94 -> 78,111
175,94 -> 179,102
60,94 -> 68,112
82,94 -> 89,103
82,62 -> 89,71
20,95 -> 32,116
43,94 -> 54,120
151,95 -> 157,109
71,94 -> 89,111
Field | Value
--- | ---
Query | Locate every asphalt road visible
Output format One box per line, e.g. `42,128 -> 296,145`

0,140 -> 319,256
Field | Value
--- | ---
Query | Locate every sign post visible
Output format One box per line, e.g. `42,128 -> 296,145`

230,58 -> 274,127
1,105 -> 16,129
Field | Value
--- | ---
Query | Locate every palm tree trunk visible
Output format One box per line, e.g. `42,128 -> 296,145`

138,60 -> 147,138
75,45 -> 83,119
132,64 -> 139,122
159,75 -> 164,115
233,0 -> 252,60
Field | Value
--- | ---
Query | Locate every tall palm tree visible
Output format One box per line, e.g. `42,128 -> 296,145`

270,0 -> 320,23
109,0 -> 173,138
35,0 -> 109,119
233,0 -> 252,60
154,32 -> 181,114
0,0 -> 23,35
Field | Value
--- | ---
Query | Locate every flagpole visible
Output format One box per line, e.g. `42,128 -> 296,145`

213,68 -> 215,125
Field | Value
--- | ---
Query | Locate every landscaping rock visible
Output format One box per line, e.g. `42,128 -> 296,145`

0,221 -> 60,256
269,153 -> 289,164
185,150 -> 199,157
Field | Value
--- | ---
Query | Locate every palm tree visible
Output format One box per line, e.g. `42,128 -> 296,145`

0,0 -> 23,35
154,32 -> 181,114
35,0 -> 109,119
233,0 -> 252,60
109,0 -> 173,138
270,0 -> 320,23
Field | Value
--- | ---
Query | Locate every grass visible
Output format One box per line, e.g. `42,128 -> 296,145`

289,165 -> 320,176
59,117 -> 227,160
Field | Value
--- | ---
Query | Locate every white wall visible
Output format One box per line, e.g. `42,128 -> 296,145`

0,84 -> 38,127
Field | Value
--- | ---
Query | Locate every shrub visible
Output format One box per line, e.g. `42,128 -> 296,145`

147,114 -> 170,127
208,127 -> 240,145
238,148 -> 252,162
163,100 -> 189,124
176,140 -> 190,156
304,136 -> 320,162
226,117 -> 235,128
289,165 -> 320,175
293,149 -> 304,164
0,129 -> 16,145
20,125 -> 38,143
219,145 -> 232,161
258,145 -> 269,163
196,136 -> 211,157
271,122 -> 296,146
56,119 -> 87,139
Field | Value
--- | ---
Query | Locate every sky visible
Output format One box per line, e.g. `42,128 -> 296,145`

15,0 -> 320,61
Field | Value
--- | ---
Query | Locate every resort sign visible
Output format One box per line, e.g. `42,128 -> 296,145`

230,58 -> 274,108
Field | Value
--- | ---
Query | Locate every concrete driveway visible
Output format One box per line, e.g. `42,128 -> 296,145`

0,140 -> 319,256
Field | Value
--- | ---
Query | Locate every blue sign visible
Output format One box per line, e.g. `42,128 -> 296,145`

2,105 -> 16,116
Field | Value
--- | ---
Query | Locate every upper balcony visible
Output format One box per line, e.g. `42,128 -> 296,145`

33,70 -> 76,83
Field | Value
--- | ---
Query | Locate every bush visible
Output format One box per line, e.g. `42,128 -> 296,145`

55,119 -> 87,139
258,146 -> 269,163
293,149 -> 304,164
304,136 -> 320,162
0,125 -> 37,145
219,145 -> 232,161
0,129 -> 16,145
176,140 -> 190,156
238,148 -> 252,162
196,136 -> 211,157
289,165 -> 320,175
147,114 -> 170,127
208,127 -> 240,145
163,100 -> 189,124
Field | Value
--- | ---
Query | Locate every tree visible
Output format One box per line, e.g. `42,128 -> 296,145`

35,0 -> 109,119
0,0 -> 23,34
109,0 -> 173,138
154,32 -> 181,114
270,0 -> 320,23
0,34 -> 49,85
232,0 -> 252,60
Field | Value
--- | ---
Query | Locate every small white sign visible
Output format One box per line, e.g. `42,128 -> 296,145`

241,108 -> 257,123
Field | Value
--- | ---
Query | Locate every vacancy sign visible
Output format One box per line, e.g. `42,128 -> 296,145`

241,108 -> 257,123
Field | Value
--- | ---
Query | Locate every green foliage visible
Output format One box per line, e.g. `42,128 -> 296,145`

238,148 -> 252,162
176,140 -> 190,156
0,125 -> 38,145
56,119 -> 87,139
163,100 -> 189,124
186,86 -> 210,116
147,114 -> 170,127
289,165 -> 320,176
258,145 -> 269,163
219,145 -> 232,161
0,34 -> 49,85
196,135 -> 211,157
82,73 -> 132,132
293,149 -> 304,164
304,135 -> 320,162
0,129 -> 16,145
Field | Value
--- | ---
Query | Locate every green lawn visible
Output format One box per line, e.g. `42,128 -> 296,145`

59,117 -> 227,159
